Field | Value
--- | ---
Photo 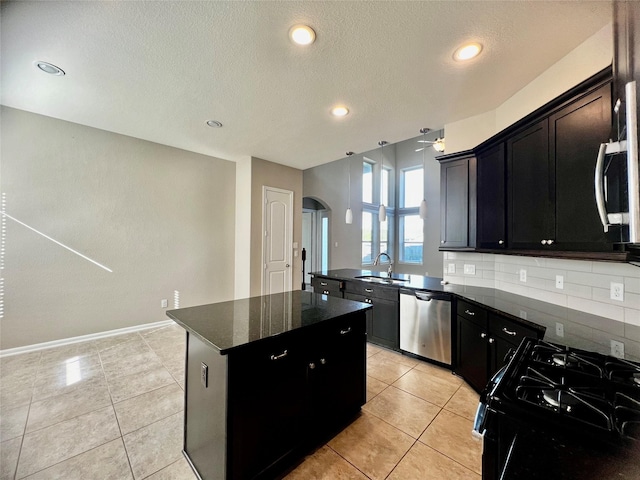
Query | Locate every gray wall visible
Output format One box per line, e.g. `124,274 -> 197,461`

303,133 -> 442,277
1,107 -> 236,349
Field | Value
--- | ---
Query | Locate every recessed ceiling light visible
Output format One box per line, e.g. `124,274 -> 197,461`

289,25 -> 316,46
453,42 -> 483,61
35,61 -> 65,76
206,120 -> 223,128
331,106 -> 349,117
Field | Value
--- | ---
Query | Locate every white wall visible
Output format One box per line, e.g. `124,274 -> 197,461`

1,107 -> 237,349
445,23 -> 613,153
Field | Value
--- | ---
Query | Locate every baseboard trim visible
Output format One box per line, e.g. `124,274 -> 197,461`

0,320 -> 176,358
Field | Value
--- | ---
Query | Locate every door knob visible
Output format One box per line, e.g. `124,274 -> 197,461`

286,264 -> 290,267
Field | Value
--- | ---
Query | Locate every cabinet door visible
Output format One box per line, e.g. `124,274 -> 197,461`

440,157 -> 475,248
308,315 -> 366,427
370,297 -> 399,350
345,293 -> 373,337
456,315 -> 488,392
550,82 -> 612,250
228,339 -> 307,480
477,143 -> 507,249
507,119 -> 553,249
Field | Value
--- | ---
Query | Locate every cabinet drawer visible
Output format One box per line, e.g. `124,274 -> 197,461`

457,299 -> 487,327
344,281 -> 398,301
311,277 -> 343,296
490,314 -> 538,345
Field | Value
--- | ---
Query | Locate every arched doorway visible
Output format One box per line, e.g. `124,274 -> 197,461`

302,197 -> 330,289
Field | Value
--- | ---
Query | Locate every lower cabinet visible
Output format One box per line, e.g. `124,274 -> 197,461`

344,283 -> 399,350
184,311 -> 366,480
455,299 -> 543,392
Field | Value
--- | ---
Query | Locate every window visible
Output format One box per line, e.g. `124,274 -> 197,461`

398,167 -> 424,264
361,211 -> 372,263
362,162 -> 373,203
362,160 -> 393,265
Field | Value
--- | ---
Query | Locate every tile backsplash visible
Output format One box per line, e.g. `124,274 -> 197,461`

443,252 -> 640,359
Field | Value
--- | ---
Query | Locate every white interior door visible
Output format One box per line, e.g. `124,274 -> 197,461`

262,186 -> 293,295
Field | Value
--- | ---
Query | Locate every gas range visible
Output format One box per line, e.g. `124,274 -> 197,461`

474,338 -> 640,479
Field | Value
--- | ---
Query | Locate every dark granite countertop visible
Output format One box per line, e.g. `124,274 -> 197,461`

166,290 -> 371,355
311,269 -> 638,357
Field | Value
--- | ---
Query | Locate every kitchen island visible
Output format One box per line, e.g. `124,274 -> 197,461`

167,290 -> 371,480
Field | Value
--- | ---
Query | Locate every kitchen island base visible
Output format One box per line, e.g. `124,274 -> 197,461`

172,293 -> 369,480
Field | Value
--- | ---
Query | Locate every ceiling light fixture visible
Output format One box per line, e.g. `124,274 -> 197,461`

378,141 -> 388,223
453,42 -> 483,61
289,25 -> 316,45
35,61 -> 65,76
206,120 -> 223,128
419,128 -> 429,220
331,106 -> 349,117
345,152 -> 354,224
433,134 -> 445,152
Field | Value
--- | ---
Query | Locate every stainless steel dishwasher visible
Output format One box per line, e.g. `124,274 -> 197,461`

399,290 -> 452,365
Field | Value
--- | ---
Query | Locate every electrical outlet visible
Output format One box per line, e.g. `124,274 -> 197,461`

611,340 -> 625,359
519,269 -> 527,282
556,322 -> 564,337
555,275 -> 564,289
610,282 -> 624,301
161,299 -> 168,308
464,264 -> 476,275
448,263 -> 456,274
519,310 -> 528,320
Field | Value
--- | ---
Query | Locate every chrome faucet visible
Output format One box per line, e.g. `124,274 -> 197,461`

373,252 -> 393,277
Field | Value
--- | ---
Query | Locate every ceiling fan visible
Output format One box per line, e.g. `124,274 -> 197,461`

415,128 -> 445,152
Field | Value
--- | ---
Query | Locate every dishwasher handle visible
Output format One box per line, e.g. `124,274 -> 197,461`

411,291 -> 451,302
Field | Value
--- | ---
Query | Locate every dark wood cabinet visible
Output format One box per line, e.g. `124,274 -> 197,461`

311,277 -> 343,297
439,68 -> 619,260
455,299 -> 543,392
344,283 -> 399,350
185,310 -> 366,480
476,143 -> 507,249
507,119 -> 553,249
550,82 -> 612,250
438,153 -> 476,249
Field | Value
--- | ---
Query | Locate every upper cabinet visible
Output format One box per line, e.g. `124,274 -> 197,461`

439,67 -> 619,260
476,143 -> 506,249
439,152 -> 476,249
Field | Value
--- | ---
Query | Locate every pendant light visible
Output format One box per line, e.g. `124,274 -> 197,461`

378,141 -> 387,222
419,128 -> 428,220
433,130 -> 445,152
345,152 -> 354,224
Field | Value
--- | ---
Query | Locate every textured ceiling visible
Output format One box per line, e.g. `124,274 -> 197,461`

1,1 -> 611,170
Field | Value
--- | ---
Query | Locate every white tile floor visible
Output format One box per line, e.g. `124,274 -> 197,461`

0,325 -> 481,480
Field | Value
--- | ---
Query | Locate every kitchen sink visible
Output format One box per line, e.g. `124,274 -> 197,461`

355,275 -> 408,285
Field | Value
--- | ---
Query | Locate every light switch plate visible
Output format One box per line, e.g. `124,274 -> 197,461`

555,275 -> 564,289
463,264 -> 476,275
161,299 -> 168,308
519,269 -> 527,282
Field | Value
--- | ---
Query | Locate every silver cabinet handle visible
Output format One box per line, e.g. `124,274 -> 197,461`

320,358 -> 326,365
323,290 -> 330,295
320,282 -> 328,286
465,309 -> 475,316
541,239 -> 547,245
502,327 -> 517,336
480,333 -> 487,338
489,338 -> 495,344
547,239 -> 554,245
498,240 -> 504,245
365,288 -> 374,293
270,350 -> 288,361
309,362 -> 316,369
340,327 -> 352,335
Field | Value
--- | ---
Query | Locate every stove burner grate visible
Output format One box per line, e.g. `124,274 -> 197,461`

530,343 -> 604,378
